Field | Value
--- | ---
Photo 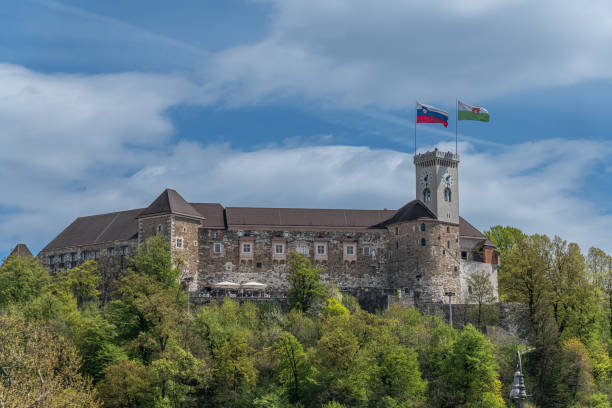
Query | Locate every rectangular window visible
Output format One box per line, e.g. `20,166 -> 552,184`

346,245 -> 355,255
213,243 -> 222,253
275,244 -> 284,254
362,246 -> 370,256
107,247 -> 115,255
242,243 -> 251,253
176,238 -> 183,249
82,251 -> 88,260
461,251 -> 468,260
121,246 -> 128,255
49,255 -> 55,265
93,250 -> 99,260
317,244 -> 325,255
71,253 -> 77,262
59,254 -> 65,263
297,245 -> 308,255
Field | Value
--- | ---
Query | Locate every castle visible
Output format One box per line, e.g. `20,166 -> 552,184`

38,149 -> 499,308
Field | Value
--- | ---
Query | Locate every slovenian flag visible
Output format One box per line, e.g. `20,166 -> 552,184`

458,100 -> 490,122
416,102 -> 449,127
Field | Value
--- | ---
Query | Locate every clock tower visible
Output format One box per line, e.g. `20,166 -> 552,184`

414,149 -> 459,224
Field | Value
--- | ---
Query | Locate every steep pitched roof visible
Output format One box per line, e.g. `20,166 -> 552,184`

42,209 -> 142,252
377,200 -> 437,227
190,203 -> 226,228
459,216 -> 495,246
9,244 -> 33,258
138,189 -> 203,220
226,207 -> 396,228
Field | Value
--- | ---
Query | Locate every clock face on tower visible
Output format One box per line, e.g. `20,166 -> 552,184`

441,171 -> 454,187
419,170 -> 432,187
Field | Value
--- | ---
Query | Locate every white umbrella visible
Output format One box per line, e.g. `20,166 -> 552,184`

241,281 -> 267,289
214,281 -> 240,289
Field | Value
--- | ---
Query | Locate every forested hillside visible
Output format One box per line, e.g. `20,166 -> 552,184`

0,231 -> 611,408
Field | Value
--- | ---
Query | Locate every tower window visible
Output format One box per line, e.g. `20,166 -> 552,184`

444,188 -> 452,202
447,241 -> 450,248
421,223 -> 426,232
213,243 -> 223,254
176,238 -> 183,249
157,224 -> 163,233
421,238 -> 426,246
423,188 -> 431,203
461,251 -> 468,260
447,226 -> 450,233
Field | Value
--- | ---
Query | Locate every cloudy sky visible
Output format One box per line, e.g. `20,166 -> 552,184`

1,0 -> 612,259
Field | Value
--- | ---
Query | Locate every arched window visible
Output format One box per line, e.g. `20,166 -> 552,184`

444,188 -> 452,202
420,223 -> 426,232
423,188 -> 431,203
421,238 -> 426,246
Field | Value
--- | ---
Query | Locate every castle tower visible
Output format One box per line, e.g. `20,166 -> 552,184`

137,189 -> 204,290
413,149 -> 459,225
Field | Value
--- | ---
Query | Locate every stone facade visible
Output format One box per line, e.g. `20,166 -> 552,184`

37,150 -> 500,308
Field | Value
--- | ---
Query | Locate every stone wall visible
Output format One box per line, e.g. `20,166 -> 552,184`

386,219 -> 461,303
458,259 -> 499,304
196,228 -> 390,292
171,216 -> 201,289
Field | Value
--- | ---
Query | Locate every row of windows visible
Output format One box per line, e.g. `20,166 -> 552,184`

48,246 -> 129,265
422,188 -> 452,203
211,241 -> 376,257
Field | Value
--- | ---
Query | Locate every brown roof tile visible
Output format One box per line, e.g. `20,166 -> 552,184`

377,200 -> 437,226
226,207 -> 396,228
9,244 -> 33,258
138,189 -> 203,219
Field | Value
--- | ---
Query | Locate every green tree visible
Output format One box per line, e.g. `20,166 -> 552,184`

0,313 -> 100,407
378,345 -> 427,406
442,325 -> 505,408
466,270 -> 496,330
97,360 -> 155,408
273,332 -> 313,404
53,260 -> 100,307
0,253 -> 49,307
130,235 -> 181,288
287,252 -> 327,313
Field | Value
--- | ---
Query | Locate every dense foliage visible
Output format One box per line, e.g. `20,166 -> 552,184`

0,232 -> 611,407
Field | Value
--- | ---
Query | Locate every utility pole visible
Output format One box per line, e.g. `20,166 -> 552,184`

444,291 -> 455,328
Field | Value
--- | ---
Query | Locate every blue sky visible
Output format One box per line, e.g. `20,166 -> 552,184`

1,0 -> 612,259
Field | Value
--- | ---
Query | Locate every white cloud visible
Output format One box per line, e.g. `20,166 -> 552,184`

1,63 -> 611,259
209,0 -> 612,108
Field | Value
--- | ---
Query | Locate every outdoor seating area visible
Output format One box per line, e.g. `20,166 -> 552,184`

195,281 -> 283,300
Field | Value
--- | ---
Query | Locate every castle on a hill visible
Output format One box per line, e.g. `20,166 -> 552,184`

38,149 -> 499,307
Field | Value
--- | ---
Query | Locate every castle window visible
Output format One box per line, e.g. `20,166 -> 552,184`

176,238 -> 183,249
183,227 -> 187,233
108,247 -> 115,255
209,232 -> 216,239
447,226 -> 450,233
297,244 -> 308,255
71,253 -> 77,262
362,246 -> 371,256
421,223 -> 426,232
283,231 -> 289,238
461,251 -> 468,260
59,254 -> 65,263
242,243 -> 251,253
275,244 -> 284,254
93,250 -> 99,260
423,188 -> 431,203
444,188 -> 452,202
256,262 -> 262,269
82,251 -> 89,260
421,238 -> 426,246
121,246 -> 128,255
238,231 -> 244,237
443,249 -> 446,255
346,245 -> 355,255
157,224 -> 163,234
395,226 -> 399,235
49,255 -> 55,265
395,241 -> 399,249
213,243 -> 223,254
317,244 -> 326,255
447,241 -> 450,248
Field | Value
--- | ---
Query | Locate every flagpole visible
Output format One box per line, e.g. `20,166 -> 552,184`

455,99 -> 458,156
414,100 -> 417,156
